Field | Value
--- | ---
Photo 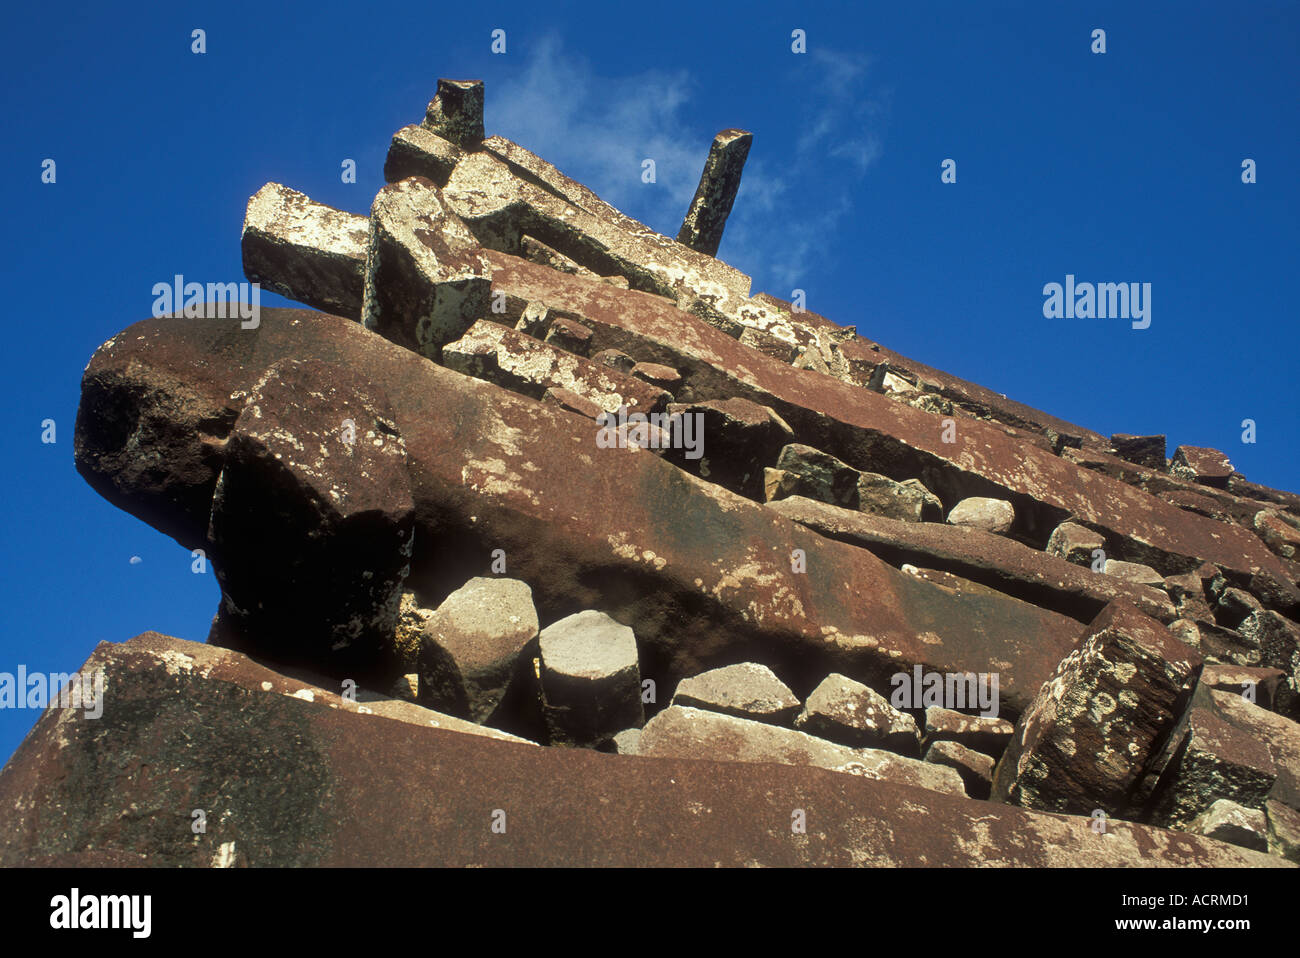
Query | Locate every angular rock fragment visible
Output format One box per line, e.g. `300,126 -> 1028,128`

769,497 -> 1177,624
207,358 -> 414,679
923,706 -> 1014,758
670,662 -> 800,725
662,397 -> 793,499
793,672 -> 921,756
361,176 -> 493,360
1046,521 -> 1105,567
393,592 -> 434,673
630,362 -> 681,392
422,78 -> 485,149
542,386 -> 604,420
416,577 -> 539,726
241,183 -> 369,319
1200,664 -> 1288,713
443,320 -> 669,413
1267,799 -> 1300,862
522,235 -> 597,277
593,348 -> 636,374
1103,558 -> 1164,587
1238,610 -> 1300,716
924,740 -> 994,800
1171,445 -> 1234,488
1189,798 -> 1268,851
1110,433 -> 1166,470
538,611 -> 644,748
947,497 -> 1015,536
1255,509 -> 1300,560
611,728 -> 641,756
1216,587 -> 1263,629
383,124 -> 464,187
769,444 -> 940,522
639,706 -> 964,796
992,601 -> 1202,817
1148,704 -> 1278,828
543,317 -> 594,355
1204,688 -> 1300,810
676,128 -> 752,257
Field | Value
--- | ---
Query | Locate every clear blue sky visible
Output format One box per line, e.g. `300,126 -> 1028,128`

2,1 -> 1296,762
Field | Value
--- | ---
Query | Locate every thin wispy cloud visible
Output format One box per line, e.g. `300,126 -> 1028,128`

489,36 -> 889,297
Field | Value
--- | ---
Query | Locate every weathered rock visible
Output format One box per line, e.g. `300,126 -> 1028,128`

1148,703 -> 1278,828
383,124 -> 463,187
768,497 -> 1177,625
361,176 -> 493,360
1203,688 -> 1300,811
794,673 -> 921,755
543,316 -> 594,355
1216,586 -> 1263,629
1189,798 -> 1268,851
924,740 -> 994,800
1171,445 -> 1234,488
443,150 -> 753,314
422,78 -> 485,149
416,577 -> 539,726
1267,799 -> 1300,862
542,386 -> 604,420
74,308 -> 1094,716
1110,434 -> 1166,470
671,663 -> 800,725
1200,664 -> 1288,713
443,320 -> 669,413
947,497 -> 1015,536
1046,521 -> 1105,567
1256,509 -> 1300,560
992,601 -> 1202,817
640,706 -> 963,796
1103,558 -> 1164,587
393,592 -> 434,673
768,444 -> 939,522
593,348 -> 636,374
611,728 -> 641,756
630,362 -> 681,392
538,611 -> 643,748
662,398 -> 793,499
1160,488 -> 1233,522
676,128 -> 752,256
1238,610 -> 1300,716
207,358 -> 414,680
923,706 -> 1015,758
482,253 -> 1299,613
2,634 -> 1285,868
241,183 -> 368,319
522,235 -> 597,278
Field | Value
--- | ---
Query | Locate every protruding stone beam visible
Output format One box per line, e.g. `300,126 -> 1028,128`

677,129 -> 752,257
240,183 -> 369,319
482,252 -> 1300,613
422,78 -> 485,149
1,633 -> 1285,867
361,176 -> 493,360
442,150 -> 752,312
74,307 -> 1087,715
384,125 -> 464,186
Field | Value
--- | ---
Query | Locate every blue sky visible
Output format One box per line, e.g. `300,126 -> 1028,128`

2,1 -> 1297,762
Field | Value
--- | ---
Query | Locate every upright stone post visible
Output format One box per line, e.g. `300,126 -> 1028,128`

677,129 -> 753,257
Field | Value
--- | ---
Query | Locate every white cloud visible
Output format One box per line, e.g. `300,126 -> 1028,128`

488,36 -> 888,297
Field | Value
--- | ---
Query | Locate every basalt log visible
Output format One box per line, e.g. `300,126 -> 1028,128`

484,252 -> 1298,612
0,633 -> 1283,868
74,307 -> 1084,712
